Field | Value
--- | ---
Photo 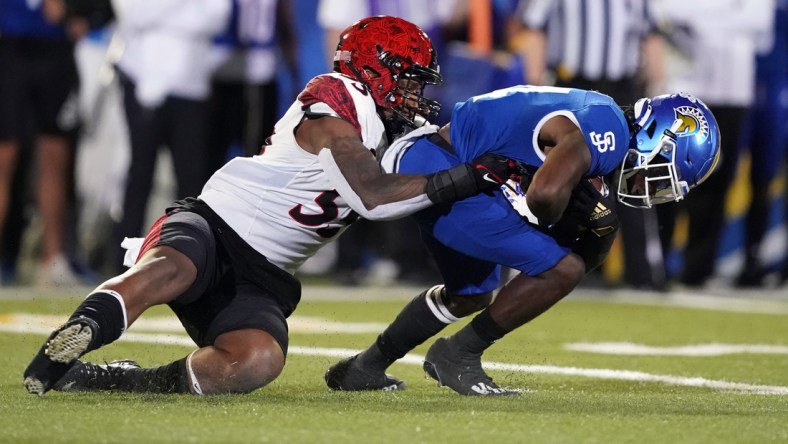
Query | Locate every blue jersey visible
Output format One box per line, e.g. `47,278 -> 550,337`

449,85 -> 629,177
0,0 -> 66,38
386,86 -> 631,294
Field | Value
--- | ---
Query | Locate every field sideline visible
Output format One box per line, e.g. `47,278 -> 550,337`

1,285 -> 787,443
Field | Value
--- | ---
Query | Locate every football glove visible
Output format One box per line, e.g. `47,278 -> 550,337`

548,177 -> 619,247
571,227 -> 618,272
501,178 -> 540,225
563,178 -> 619,238
426,154 -> 523,204
548,178 -> 619,272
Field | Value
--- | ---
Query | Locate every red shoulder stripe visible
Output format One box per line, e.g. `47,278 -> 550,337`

298,75 -> 363,138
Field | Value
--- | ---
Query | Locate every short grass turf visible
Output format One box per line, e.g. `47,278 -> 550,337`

1,287 -> 787,443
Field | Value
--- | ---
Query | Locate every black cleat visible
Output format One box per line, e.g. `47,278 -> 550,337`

325,355 -> 406,391
53,359 -> 140,392
23,317 -> 99,396
423,338 -> 521,396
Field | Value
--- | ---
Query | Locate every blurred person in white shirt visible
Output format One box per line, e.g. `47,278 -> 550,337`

650,0 -> 774,287
108,0 -> 232,274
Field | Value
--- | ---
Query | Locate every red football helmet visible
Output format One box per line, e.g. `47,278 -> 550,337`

333,16 -> 443,134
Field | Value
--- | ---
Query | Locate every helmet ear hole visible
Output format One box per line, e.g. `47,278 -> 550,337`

361,66 -> 382,79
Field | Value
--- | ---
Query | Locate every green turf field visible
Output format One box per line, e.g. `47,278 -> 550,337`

1,285 -> 787,443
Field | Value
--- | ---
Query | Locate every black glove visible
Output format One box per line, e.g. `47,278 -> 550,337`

547,179 -> 619,272
570,228 -> 618,272
471,153 -> 522,188
426,154 -> 522,204
550,178 -> 619,244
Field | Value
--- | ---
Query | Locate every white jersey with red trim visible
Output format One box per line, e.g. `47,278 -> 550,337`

199,73 -> 386,274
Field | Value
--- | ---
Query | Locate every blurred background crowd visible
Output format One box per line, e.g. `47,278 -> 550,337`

0,0 -> 785,292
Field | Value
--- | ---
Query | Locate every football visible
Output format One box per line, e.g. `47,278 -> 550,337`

588,176 -> 603,191
588,176 -> 608,196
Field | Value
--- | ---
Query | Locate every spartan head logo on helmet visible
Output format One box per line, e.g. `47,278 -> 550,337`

674,106 -> 710,142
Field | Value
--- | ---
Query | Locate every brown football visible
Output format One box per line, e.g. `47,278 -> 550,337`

588,176 -> 604,192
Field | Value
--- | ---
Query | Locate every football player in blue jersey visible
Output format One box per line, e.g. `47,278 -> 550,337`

325,87 -> 721,396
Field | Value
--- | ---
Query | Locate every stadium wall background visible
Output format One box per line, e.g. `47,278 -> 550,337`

42,0 -> 786,286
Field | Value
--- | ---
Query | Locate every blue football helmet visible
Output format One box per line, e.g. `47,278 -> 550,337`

617,93 -> 721,208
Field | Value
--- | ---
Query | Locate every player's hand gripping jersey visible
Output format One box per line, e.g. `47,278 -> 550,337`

200,74 -> 387,274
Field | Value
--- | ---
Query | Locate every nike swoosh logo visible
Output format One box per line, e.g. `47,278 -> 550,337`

482,173 -> 497,183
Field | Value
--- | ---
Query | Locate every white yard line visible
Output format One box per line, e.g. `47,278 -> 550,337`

3,319 -> 787,396
566,342 -> 788,356
573,289 -> 788,315
4,285 -> 788,315
0,313 -> 388,334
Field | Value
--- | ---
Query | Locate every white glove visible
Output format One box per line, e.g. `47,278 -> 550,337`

501,179 -> 539,225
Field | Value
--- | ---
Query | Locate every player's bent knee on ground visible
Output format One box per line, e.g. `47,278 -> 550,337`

203,329 -> 285,394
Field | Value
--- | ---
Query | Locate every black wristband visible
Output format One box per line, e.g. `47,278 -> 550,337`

426,164 -> 481,204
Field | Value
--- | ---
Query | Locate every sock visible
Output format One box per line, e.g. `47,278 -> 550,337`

449,309 -> 507,356
68,290 -> 127,352
361,285 -> 458,371
117,357 -> 191,394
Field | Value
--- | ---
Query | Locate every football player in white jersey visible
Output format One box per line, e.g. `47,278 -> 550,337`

22,16 -> 520,396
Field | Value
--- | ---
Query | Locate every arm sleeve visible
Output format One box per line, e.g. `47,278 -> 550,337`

318,148 -> 433,220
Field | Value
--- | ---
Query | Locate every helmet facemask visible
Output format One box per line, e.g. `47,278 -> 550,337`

617,134 -> 690,208
617,99 -> 691,208
371,48 -> 442,139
